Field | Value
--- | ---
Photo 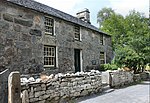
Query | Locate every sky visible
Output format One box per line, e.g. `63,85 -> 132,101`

35,0 -> 149,27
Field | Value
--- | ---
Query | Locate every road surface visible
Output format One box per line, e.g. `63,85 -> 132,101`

77,81 -> 150,103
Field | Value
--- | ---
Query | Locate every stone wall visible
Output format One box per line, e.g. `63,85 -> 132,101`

0,1 -> 43,74
109,70 -> 134,87
133,72 -> 149,82
21,70 -> 102,103
9,70 -> 149,103
0,69 -> 10,103
0,1 -> 113,74
108,70 -> 150,88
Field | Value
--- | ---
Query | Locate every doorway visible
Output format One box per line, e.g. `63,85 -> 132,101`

74,49 -> 81,72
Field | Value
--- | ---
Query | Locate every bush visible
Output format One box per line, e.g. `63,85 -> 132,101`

99,64 -> 105,71
100,63 -> 118,71
110,64 -> 118,70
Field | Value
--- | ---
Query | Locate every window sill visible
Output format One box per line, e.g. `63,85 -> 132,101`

44,65 -> 55,68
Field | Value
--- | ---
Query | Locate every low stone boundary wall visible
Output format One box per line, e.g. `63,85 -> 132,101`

109,70 -> 134,87
21,70 -> 102,103
133,74 -> 141,82
139,72 -> 149,80
133,72 -> 149,82
109,70 -> 149,88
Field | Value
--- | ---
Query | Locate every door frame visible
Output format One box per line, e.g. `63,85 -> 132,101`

74,49 -> 83,72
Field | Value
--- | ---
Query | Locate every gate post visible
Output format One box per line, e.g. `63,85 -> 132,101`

0,69 -> 10,103
8,71 -> 21,103
109,72 -> 112,87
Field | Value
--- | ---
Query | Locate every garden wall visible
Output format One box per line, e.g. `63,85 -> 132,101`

109,70 -> 134,87
133,72 -> 149,82
108,70 -> 149,88
7,70 -> 149,103
21,70 -> 102,103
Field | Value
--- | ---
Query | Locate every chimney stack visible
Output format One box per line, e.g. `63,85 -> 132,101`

76,8 -> 91,24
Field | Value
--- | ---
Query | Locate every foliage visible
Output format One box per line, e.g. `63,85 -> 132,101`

97,8 -> 150,73
145,64 -> 150,71
100,64 -> 118,71
97,7 -> 115,27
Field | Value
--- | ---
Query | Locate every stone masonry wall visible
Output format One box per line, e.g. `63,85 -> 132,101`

0,1 -> 112,74
109,70 -> 150,88
0,1 -> 44,74
109,70 -> 134,87
21,70 -> 102,103
133,72 -> 149,82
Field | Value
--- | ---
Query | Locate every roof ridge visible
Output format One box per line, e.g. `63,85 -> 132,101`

7,0 -> 110,36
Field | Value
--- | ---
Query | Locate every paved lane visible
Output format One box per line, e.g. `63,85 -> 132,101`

77,81 -> 150,103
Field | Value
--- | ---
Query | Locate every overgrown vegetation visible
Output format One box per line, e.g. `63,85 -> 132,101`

97,8 -> 149,73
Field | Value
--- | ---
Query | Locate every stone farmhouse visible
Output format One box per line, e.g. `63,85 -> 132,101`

0,0 -> 113,74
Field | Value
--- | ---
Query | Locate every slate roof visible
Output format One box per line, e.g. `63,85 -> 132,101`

7,0 -> 110,36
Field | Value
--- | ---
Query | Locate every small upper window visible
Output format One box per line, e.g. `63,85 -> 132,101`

100,34 -> 104,45
44,17 -> 54,35
74,25 -> 80,41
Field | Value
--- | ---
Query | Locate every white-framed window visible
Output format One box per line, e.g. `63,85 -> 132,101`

74,25 -> 80,41
100,34 -> 104,45
100,52 -> 106,64
44,45 -> 56,67
44,16 -> 54,35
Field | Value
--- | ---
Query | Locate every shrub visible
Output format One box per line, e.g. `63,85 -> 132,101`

100,63 -> 118,71
110,64 -> 118,70
99,64 -> 105,71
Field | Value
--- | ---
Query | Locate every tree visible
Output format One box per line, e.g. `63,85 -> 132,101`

97,7 -> 115,27
100,13 -> 125,50
97,8 -> 149,73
